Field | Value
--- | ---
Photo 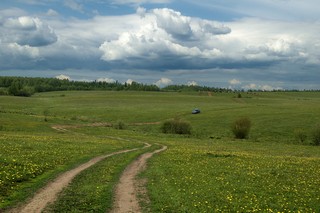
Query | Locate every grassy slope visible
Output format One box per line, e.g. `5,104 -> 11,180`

0,92 -> 144,210
1,91 -> 320,211
143,137 -> 320,212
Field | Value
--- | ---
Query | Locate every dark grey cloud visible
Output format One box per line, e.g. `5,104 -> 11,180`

0,16 -> 57,47
200,21 -> 231,35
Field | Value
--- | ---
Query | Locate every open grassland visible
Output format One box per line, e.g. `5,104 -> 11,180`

142,137 -> 320,212
0,132 -> 141,209
0,90 -> 320,211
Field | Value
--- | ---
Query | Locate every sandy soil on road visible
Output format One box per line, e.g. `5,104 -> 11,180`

111,145 -> 167,213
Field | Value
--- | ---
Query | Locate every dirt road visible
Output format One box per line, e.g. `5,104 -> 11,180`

111,145 -> 167,213
8,144 -> 150,213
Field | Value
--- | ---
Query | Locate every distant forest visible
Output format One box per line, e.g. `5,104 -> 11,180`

0,76 -> 317,97
0,76 -> 232,97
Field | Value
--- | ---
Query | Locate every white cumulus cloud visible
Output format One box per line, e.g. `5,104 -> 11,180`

136,7 -> 146,18
153,8 -> 192,39
229,79 -> 241,85
187,81 -> 198,86
99,8 -> 228,68
55,74 -> 71,80
96,78 -> 116,83
8,42 -> 39,58
154,77 -> 173,87
126,79 -> 134,85
242,83 -> 283,91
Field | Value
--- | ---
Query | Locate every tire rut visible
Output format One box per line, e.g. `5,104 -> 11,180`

111,145 -> 167,213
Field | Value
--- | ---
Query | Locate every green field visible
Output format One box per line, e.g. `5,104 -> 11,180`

1,91 -> 320,212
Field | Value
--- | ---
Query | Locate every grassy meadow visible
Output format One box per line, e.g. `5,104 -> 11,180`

0,90 -> 320,212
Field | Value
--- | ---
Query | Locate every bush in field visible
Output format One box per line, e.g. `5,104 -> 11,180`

113,120 -> 127,130
161,118 -> 192,135
311,124 -> 320,146
231,117 -> 251,139
294,128 -> 307,143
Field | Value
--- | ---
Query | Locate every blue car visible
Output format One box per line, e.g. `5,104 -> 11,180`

192,108 -> 200,114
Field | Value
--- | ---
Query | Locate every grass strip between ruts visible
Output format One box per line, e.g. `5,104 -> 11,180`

45,144 -> 161,212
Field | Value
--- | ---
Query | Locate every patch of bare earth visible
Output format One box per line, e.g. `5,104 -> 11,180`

7,144 -> 150,213
111,145 -> 167,213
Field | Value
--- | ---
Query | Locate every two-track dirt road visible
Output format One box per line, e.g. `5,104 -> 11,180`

7,141 -> 166,213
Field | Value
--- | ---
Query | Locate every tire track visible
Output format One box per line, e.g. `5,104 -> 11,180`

111,145 -> 167,213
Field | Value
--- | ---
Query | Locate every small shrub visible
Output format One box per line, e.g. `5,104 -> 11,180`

161,118 -> 192,135
113,120 -> 127,130
294,128 -> 307,143
311,124 -> 320,146
231,117 -> 251,139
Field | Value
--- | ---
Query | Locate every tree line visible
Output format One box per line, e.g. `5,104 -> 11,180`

0,76 -> 161,97
0,76 -> 235,97
0,76 -> 318,97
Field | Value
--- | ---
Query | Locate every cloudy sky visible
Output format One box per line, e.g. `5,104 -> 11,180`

0,0 -> 319,90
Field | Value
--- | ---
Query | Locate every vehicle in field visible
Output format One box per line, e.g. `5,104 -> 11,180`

192,108 -> 200,114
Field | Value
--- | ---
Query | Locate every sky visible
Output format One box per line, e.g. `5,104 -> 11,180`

0,0 -> 320,90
